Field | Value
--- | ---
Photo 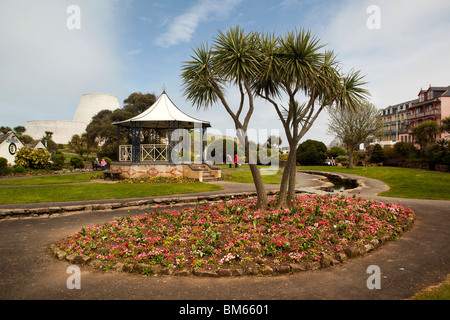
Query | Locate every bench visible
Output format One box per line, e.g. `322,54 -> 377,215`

103,170 -> 121,181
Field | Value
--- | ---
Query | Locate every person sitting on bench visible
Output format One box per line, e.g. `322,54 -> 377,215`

100,159 -> 107,170
93,158 -> 100,171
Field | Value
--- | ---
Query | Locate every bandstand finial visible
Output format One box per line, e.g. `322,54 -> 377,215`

162,84 -> 166,93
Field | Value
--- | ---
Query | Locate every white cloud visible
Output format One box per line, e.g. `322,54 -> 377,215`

0,0 -> 124,126
320,0 -> 450,108
154,0 -> 242,48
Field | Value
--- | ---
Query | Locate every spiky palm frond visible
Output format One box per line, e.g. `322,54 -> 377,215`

252,31 -> 283,98
180,44 -> 223,109
278,28 -> 325,90
212,26 -> 262,85
336,69 -> 370,110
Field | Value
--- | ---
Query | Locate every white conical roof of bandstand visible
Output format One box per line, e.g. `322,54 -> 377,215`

113,91 -> 210,129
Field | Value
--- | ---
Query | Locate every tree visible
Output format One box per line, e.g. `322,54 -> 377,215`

85,92 -> 157,160
254,29 -> 369,206
371,144 -> 386,163
0,126 -> 12,134
182,26 -> 369,209
328,146 -> 346,158
69,134 -> 88,158
181,26 -> 269,209
12,126 -> 34,145
410,120 -> 441,152
441,116 -> 450,134
327,101 -> 382,168
296,140 -> 327,165
265,135 -> 282,149
123,92 -> 157,115
13,126 -> 26,135
42,131 -> 58,153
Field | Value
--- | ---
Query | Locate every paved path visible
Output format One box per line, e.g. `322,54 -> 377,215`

0,171 -> 448,301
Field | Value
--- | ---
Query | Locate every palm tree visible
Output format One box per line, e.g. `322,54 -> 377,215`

410,120 -> 441,152
254,29 -> 369,207
441,116 -> 450,134
181,26 -> 269,209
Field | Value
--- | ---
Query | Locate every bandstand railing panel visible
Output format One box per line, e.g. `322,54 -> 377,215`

119,145 -> 132,162
141,144 -> 169,161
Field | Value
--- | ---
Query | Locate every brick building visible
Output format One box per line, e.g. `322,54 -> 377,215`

379,85 -> 450,146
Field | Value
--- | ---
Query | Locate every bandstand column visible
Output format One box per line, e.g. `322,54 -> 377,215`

116,125 -> 121,161
202,124 -> 207,163
132,122 -> 142,163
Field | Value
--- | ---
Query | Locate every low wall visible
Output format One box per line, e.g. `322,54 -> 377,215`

110,162 -> 183,179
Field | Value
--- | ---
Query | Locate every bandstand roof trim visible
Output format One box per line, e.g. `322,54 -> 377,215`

112,91 -> 211,129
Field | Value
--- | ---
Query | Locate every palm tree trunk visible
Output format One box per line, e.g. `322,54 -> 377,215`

249,163 -> 268,209
238,129 -> 268,210
287,154 -> 297,204
277,143 -> 296,208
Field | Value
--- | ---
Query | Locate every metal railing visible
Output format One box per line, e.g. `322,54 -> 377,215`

141,144 -> 168,161
119,144 -> 169,162
119,145 -> 132,162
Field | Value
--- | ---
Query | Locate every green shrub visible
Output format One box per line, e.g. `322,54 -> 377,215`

51,154 -> 66,170
327,146 -> 346,158
70,155 -> 85,169
15,147 -> 51,169
393,142 -> 418,159
371,144 -> 386,163
13,165 -> 26,174
336,155 -> 348,166
296,140 -> 327,165
279,153 -> 289,161
0,157 -> 9,176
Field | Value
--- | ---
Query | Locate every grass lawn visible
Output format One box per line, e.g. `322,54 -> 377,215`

0,181 -> 223,204
0,172 -> 96,185
297,166 -> 450,200
223,169 -> 283,184
410,275 -> 450,300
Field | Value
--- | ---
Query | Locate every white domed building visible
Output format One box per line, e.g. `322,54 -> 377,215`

26,93 -> 120,144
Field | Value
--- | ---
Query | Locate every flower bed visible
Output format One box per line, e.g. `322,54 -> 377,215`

50,194 -> 415,277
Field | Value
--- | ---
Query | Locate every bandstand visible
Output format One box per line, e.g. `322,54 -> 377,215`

110,90 -> 221,182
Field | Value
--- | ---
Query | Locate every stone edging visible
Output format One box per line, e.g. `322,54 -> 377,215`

298,170 -> 366,194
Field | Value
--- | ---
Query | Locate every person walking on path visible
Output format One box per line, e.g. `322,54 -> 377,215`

226,154 -> 232,168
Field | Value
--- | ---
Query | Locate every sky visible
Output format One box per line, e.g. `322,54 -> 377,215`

1,0 -> 450,147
